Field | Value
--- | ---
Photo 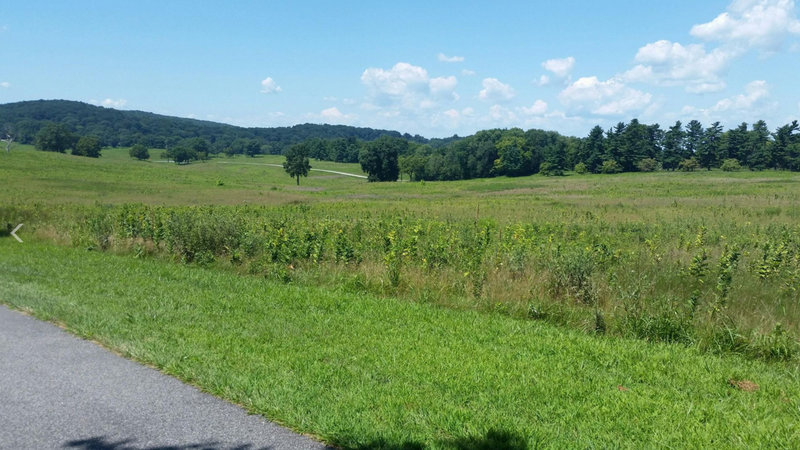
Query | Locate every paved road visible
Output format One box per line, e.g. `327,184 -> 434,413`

0,305 -> 330,450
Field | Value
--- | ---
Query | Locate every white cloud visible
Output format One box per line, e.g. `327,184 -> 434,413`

361,62 -> 430,101
0,81 -> 9,88
489,104 -> 518,122
102,98 -> 127,108
260,77 -> 282,94
622,40 -> 733,93
319,106 -> 356,124
361,62 -> 459,111
520,100 -> 548,115
90,98 -> 127,108
711,79 -> 771,111
429,75 -> 459,100
690,0 -> 800,51
542,56 -> 575,78
535,74 -> 551,86
323,96 -> 338,102
680,80 -> 776,121
478,78 -> 515,102
438,53 -> 465,63
461,69 -> 476,76
443,109 -> 460,119
559,76 -> 652,116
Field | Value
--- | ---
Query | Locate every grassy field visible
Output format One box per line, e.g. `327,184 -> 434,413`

2,240 -> 798,448
2,144 -> 800,447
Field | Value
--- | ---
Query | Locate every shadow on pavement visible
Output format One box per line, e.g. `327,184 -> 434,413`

63,436 -> 274,450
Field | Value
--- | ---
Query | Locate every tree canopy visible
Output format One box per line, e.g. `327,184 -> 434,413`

283,143 -> 311,185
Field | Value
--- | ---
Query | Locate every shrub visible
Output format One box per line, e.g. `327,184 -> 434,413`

636,158 -> 659,172
599,160 -> 622,174
720,158 -> 742,172
539,161 -> 564,176
678,157 -> 699,172
73,136 -> 102,158
574,162 -> 588,174
129,144 -> 150,160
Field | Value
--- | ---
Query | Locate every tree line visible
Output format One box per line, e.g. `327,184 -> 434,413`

287,119 -> 799,182
0,100 -> 451,153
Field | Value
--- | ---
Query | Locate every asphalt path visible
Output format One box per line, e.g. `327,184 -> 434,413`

0,305 -> 330,450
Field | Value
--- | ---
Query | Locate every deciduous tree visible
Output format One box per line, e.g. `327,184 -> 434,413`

283,143 -> 311,185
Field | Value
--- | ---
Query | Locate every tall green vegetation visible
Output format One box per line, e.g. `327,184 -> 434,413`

9,197 -> 795,363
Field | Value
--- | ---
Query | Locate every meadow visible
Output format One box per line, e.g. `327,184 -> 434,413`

2,145 -> 800,447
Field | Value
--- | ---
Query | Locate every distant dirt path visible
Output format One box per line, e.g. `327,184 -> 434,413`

217,161 -> 368,179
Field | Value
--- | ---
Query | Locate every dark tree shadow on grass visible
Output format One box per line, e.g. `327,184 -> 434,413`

348,428 -> 532,450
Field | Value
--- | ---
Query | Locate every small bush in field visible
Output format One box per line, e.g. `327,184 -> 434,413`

636,158 -> 659,172
574,162 -> 588,174
600,160 -> 622,174
720,158 -> 742,172
679,158 -> 699,172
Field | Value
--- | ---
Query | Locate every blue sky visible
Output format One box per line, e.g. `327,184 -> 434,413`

2,0 -> 799,138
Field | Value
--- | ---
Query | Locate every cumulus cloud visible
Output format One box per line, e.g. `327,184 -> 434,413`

361,62 -> 432,104
711,79 -> 771,111
429,75 -> 459,100
622,40 -> 733,93
542,56 -> 575,78
461,69 -> 476,76
535,74 -> 551,86
559,76 -> 652,116
319,106 -> 356,124
90,98 -> 127,108
439,107 -> 473,122
360,62 -> 459,120
478,78 -> 515,102
680,80 -> 776,122
438,53 -> 465,63
260,77 -> 282,94
520,100 -> 548,116
0,81 -> 9,88
489,104 -> 518,122
690,0 -> 800,51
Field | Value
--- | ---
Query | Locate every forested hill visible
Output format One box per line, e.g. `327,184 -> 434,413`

0,100 -> 455,152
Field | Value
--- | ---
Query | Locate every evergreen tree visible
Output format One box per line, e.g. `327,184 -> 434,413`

662,121 -> 685,171
747,120 -> 771,170
685,120 -> 704,159
771,121 -> 798,170
697,122 -> 722,170
583,125 -> 605,173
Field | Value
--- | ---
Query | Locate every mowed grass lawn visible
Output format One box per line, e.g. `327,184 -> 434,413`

1,239 -> 798,448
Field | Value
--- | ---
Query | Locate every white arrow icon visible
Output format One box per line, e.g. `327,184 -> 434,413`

10,223 -> 23,243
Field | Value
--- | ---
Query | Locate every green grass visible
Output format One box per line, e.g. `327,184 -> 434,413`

1,239 -> 799,448
0,145 -> 367,206
3,145 -> 800,226
3,145 -> 800,354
